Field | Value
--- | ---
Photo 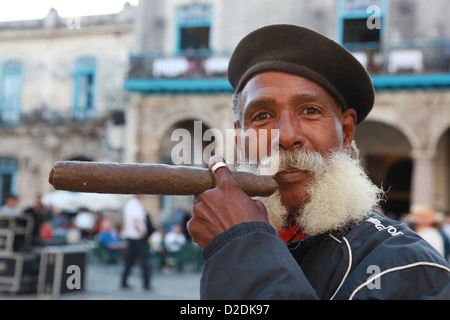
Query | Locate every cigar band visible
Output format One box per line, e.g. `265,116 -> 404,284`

211,161 -> 227,173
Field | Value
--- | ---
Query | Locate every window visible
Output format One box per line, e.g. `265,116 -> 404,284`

337,0 -> 387,50
180,27 -> 210,51
0,157 -> 18,205
176,4 -> 212,54
343,18 -> 381,44
0,60 -> 23,125
73,57 -> 96,119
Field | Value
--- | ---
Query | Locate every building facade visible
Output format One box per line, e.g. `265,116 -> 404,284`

126,0 -> 450,220
0,0 -> 449,223
0,4 -> 136,208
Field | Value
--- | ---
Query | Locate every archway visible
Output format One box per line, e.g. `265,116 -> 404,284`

434,127 -> 450,211
158,119 -> 215,229
355,120 -> 413,219
160,119 -> 212,166
384,159 -> 412,216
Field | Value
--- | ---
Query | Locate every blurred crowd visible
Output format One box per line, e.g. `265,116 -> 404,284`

401,204 -> 450,263
0,193 -> 108,246
0,193 -> 203,274
379,204 -> 450,263
2,192 -> 446,270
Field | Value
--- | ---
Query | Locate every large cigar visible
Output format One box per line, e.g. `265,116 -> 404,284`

48,161 -> 278,197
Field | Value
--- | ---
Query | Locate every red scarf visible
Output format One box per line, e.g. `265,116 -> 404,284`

277,226 -> 307,243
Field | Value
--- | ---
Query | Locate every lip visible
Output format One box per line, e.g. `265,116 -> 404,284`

275,169 -> 308,184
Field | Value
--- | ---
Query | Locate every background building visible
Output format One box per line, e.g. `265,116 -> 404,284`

0,0 -> 449,224
126,0 -> 450,221
0,4 -> 136,208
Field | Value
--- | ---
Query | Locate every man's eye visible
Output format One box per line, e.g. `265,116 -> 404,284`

301,106 -> 320,115
253,112 -> 271,121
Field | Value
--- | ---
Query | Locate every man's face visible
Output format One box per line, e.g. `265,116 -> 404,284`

7,197 -> 17,207
235,71 -> 357,214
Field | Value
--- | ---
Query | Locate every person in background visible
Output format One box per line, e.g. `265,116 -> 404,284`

121,195 -> 151,290
436,211 -> 450,263
23,194 -> 53,246
443,211 -> 450,250
96,218 -> 126,263
150,226 -> 168,272
410,203 -> 445,257
164,224 -> 187,272
73,207 -> 95,240
0,194 -> 20,217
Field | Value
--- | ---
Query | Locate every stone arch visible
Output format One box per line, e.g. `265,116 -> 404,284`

160,119 -> 213,166
355,119 -> 414,218
429,118 -> 450,157
154,113 -> 218,224
364,111 -> 421,154
355,119 -> 413,157
432,126 -> 450,211
153,109 -> 216,143
152,110 -> 217,165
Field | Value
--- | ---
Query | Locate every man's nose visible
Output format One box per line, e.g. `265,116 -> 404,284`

277,115 -> 305,150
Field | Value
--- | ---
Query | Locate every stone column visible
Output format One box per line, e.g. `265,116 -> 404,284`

123,95 -> 140,163
410,151 -> 435,208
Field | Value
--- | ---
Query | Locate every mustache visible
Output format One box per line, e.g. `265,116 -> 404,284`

277,149 -> 326,173
238,149 -> 326,176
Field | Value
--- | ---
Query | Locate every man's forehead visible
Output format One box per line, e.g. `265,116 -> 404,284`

241,71 -> 339,108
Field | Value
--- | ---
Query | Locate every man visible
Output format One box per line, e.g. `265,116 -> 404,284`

0,194 -> 20,217
164,224 -> 187,272
73,207 -> 95,240
23,194 -> 53,245
410,203 -> 446,257
187,25 -> 450,299
121,195 -> 151,290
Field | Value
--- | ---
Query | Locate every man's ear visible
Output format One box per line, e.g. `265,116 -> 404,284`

341,108 -> 357,152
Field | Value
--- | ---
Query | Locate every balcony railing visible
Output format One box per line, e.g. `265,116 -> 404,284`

347,39 -> 450,90
125,50 -> 232,93
347,40 -> 450,74
0,108 -> 109,127
125,40 -> 450,93
128,50 -> 230,79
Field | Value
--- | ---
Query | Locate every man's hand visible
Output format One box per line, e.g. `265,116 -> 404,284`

187,156 -> 269,248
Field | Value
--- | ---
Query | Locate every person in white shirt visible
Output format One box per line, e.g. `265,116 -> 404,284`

0,194 -> 20,217
121,195 -> 151,290
165,224 -> 186,253
164,224 -> 187,272
410,204 -> 445,257
74,208 -> 95,239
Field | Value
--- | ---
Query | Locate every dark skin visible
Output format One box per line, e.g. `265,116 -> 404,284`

188,71 -> 357,248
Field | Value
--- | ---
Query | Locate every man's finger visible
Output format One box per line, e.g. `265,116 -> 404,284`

208,155 -> 238,187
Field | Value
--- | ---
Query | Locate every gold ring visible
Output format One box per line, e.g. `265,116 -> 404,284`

211,161 -> 227,173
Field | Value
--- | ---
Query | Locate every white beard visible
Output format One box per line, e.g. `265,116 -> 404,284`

236,147 -> 383,236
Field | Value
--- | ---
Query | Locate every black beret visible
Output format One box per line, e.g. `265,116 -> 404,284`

227,24 -> 374,124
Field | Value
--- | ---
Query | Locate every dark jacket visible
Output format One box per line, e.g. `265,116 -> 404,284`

200,211 -> 450,299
